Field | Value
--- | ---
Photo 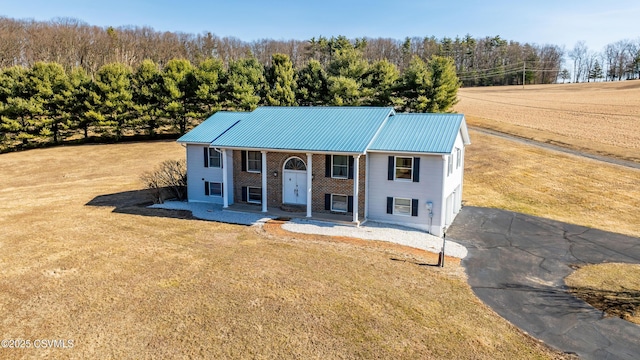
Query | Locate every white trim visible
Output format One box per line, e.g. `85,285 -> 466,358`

366,149 -> 447,156
306,153 -> 312,218
247,150 -> 262,173
282,156 -> 307,171
393,156 -> 413,182
208,148 -> 222,168
364,154 -> 369,220
261,151 -> 267,212
392,197 -> 412,217
209,182 -> 223,197
330,194 -> 348,213
330,154 -> 349,179
352,155 -> 360,224
440,154 -> 448,232
247,186 -> 262,204
217,145 -> 363,156
222,149 -> 228,208
281,156 -> 307,206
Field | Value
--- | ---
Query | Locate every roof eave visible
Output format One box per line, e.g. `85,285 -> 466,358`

209,145 -> 365,155
460,116 -> 471,146
366,149 -> 449,156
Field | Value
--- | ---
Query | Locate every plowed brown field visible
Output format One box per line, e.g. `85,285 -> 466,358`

454,81 -> 640,162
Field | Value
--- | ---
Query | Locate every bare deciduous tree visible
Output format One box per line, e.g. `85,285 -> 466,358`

140,159 -> 187,203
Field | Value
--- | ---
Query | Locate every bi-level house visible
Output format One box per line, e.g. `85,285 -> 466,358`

177,107 -> 470,236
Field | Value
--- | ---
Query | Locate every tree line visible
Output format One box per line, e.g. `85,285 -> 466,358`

0,41 -> 459,152
564,40 -> 640,83
0,17 -> 569,86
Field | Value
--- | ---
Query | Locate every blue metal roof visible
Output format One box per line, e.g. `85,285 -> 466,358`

176,111 -> 246,143
178,107 -> 469,154
368,113 -> 465,153
210,107 -> 394,153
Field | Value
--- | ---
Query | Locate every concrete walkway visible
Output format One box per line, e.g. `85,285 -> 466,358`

151,201 -> 467,258
448,206 -> 640,360
150,201 -> 273,226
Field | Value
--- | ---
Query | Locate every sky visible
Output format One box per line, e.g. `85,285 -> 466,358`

1,0 -> 638,52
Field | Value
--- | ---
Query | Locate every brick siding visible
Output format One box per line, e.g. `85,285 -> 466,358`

232,151 -> 366,219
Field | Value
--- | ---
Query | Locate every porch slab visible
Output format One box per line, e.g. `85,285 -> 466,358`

150,201 -> 467,258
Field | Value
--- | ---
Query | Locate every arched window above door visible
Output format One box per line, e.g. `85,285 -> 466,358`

284,157 -> 306,171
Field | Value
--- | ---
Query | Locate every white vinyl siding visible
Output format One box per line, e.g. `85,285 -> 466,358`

185,145 -> 233,205
367,152 -> 444,235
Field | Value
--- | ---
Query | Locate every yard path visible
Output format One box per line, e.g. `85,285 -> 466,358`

448,206 -> 640,360
469,126 -> 640,169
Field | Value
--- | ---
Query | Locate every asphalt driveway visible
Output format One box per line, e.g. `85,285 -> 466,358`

447,206 -> 640,360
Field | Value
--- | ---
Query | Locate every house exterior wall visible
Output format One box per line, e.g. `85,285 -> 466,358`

231,151 -> 365,219
186,145 -> 234,205
311,154 -> 365,220
225,150 -> 234,205
366,152 -> 446,235
442,132 -> 465,228
233,150 -> 262,207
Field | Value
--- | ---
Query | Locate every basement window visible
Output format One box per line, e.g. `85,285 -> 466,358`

247,186 -> 262,204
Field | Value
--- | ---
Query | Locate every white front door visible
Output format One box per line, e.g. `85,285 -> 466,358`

283,170 -> 307,205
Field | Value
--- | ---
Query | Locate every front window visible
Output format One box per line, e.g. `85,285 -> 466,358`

247,187 -> 262,204
395,157 -> 413,180
331,194 -> 348,212
393,198 -> 412,216
209,149 -> 221,168
247,151 -> 261,172
448,154 -> 453,176
209,182 -> 222,197
456,148 -> 461,169
332,155 -> 348,178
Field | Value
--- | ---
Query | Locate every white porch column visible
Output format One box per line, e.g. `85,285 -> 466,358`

306,153 -> 312,217
222,149 -> 228,208
352,155 -> 360,225
261,151 -> 267,212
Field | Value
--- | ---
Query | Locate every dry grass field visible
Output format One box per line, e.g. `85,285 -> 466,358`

0,141 -> 564,359
454,81 -> 640,163
464,130 -> 640,238
565,263 -> 640,325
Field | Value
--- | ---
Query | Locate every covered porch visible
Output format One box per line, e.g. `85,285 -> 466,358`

226,202 -> 359,226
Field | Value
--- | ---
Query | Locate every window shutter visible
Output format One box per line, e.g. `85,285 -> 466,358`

348,156 -> 354,179
241,151 -> 247,171
386,197 -> 393,214
220,151 -> 223,169
324,194 -> 331,210
204,147 -> 209,168
387,156 -> 394,180
221,183 -> 223,196
204,181 -> 210,196
413,157 -> 420,182
241,186 -> 247,202
348,196 -> 354,213
411,199 -> 419,216
325,155 -> 331,177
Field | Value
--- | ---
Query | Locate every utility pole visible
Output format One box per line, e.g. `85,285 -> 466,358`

522,61 -> 525,89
